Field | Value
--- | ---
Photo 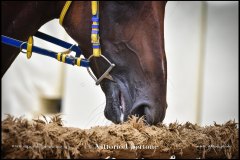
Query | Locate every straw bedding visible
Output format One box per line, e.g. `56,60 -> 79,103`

1,115 -> 238,159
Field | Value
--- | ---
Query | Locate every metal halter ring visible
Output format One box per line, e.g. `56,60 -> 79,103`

19,36 -> 33,59
19,42 -> 27,53
87,54 -> 115,85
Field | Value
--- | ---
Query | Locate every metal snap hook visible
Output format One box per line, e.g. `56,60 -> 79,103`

87,54 -> 115,85
19,42 -> 27,53
19,36 -> 33,59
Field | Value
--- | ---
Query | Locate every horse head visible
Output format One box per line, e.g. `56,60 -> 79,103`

63,1 -> 167,124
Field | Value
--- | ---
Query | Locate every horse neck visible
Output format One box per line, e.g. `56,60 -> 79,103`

1,1 -> 65,77
2,1 -> 64,41
61,2 -> 92,58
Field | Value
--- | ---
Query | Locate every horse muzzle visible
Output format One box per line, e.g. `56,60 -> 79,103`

102,77 -> 167,125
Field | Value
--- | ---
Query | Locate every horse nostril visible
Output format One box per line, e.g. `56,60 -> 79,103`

131,102 -> 166,125
130,104 -> 149,121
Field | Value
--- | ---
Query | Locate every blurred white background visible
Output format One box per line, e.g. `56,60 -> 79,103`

1,1 -> 238,128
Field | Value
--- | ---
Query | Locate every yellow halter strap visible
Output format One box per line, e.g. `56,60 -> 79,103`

59,1 -> 72,26
91,1 -> 101,57
59,1 -> 101,57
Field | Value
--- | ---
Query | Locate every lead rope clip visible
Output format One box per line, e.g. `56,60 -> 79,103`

20,36 -> 33,59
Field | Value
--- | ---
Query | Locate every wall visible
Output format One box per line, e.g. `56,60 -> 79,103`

201,2 -> 238,125
164,1 -> 238,125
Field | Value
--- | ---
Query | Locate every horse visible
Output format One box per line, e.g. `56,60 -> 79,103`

1,1 -> 167,125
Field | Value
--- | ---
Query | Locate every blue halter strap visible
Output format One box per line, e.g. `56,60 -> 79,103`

1,32 -> 89,67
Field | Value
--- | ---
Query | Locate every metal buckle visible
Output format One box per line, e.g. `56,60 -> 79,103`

87,55 -> 115,85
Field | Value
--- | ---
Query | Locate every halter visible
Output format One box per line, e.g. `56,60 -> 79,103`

61,1 -> 115,85
1,1 -> 115,85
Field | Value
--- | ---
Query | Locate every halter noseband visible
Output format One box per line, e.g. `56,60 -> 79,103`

59,1 -> 115,85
